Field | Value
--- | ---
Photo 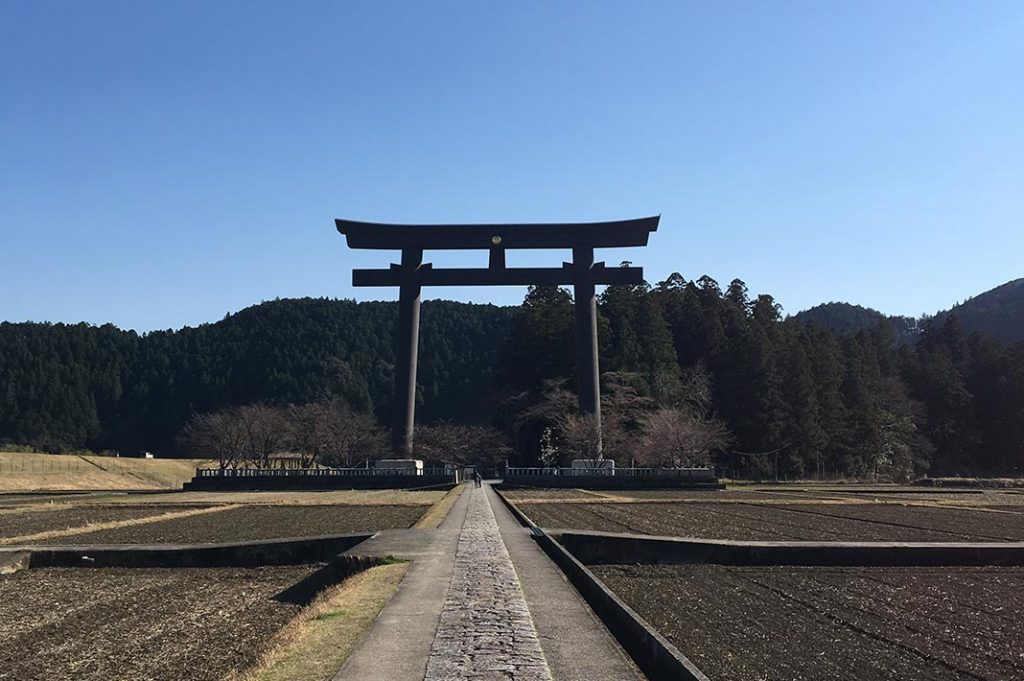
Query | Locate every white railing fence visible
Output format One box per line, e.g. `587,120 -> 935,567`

195,467 -> 454,478
504,466 -> 715,479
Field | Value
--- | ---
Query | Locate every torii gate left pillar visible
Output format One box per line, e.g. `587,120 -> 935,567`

336,217 -> 659,455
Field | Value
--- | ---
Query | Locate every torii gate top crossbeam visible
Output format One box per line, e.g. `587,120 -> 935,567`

335,216 -> 659,250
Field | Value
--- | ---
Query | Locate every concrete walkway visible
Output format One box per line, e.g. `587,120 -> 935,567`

425,486 -> 552,679
487,485 -> 643,681
335,483 -> 643,681
333,484 -> 470,681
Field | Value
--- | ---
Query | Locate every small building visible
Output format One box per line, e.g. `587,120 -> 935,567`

375,459 -> 424,475
266,452 -> 308,469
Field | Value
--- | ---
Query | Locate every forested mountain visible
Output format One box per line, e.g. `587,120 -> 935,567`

0,299 -> 514,455
793,302 -> 888,331
936,278 -> 1024,344
795,277 -> 1024,345
2,278 -> 1023,479
792,302 -> 921,344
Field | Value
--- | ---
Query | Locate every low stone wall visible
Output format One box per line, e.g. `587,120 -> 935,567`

551,531 -> 1024,567
493,487 -> 709,680
274,554 -> 386,605
531,528 -> 709,681
184,473 -> 455,491
2,532 -> 374,569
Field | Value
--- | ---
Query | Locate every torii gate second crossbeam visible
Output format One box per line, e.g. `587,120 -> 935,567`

335,216 -> 660,455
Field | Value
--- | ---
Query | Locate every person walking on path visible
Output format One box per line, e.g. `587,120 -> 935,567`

473,471 -> 482,488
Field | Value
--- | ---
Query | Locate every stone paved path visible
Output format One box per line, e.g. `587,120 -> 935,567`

424,486 -> 553,681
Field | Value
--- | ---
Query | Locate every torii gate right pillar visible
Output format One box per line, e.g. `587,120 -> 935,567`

572,246 -> 602,454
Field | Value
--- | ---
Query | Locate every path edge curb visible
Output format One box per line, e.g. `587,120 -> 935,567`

493,488 -> 710,681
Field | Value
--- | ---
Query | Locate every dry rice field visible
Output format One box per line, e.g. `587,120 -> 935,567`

594,564 -> 1024,681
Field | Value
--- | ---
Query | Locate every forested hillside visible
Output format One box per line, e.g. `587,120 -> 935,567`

0,299 -> 514,455
937,278 -> 1024,344
795,277 -> 1024,345
2,277 -> 1023,479
792,302 -> 921,344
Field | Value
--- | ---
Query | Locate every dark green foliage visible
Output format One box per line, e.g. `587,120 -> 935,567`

935,278 -> 1024,344
0,298 -> 513,455
793,302 -> 921,345
503,286 -> 574,390
2,282 -> 1023,479
599,274 -> 681,404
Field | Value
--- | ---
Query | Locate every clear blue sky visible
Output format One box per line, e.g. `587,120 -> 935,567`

2,1 -> 1022,331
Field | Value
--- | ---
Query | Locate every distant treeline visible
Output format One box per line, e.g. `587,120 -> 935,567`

2,275 -> 1022,478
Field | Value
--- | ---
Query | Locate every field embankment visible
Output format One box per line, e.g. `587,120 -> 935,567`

0,452 -> 211,491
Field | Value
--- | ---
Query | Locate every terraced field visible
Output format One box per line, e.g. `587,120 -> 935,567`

0,565 -> 318,681
516,498 -> 1024,541
593,564 -> 1024,681
32,504 -> 426,544
0,504 -> 216,543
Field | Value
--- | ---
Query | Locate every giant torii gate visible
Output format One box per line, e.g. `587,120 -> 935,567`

335,216 -> 660,455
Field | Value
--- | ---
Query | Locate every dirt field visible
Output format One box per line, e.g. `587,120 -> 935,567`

500,488 -> 604,500
520,501 -> 1024,541
103,489 -> 447,506
0,505 -> 216,542
592,564 -> 1024,681
0,565 -> 318,681
502,486 -> 1024,505
35,504 -> 426,544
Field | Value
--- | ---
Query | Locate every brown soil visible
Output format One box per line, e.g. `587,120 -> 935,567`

0,505 -> 216,542
770,503 -> 1024,541
522,502 -> 1024,541
0,565 -> 318,681
606,489 -> 768,500
762,489 -> 1024,506
499,488 -> 599,500
592,564 -> 1024,681
37,504 -> 425,544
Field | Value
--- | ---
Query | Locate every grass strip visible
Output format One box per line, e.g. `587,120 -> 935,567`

413,483 -> 465,529
235,562 -> 409,681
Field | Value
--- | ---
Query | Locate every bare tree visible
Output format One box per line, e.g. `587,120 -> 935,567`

180,399 -> 387,470
288,399 -> 387,468
179,408 -> 248,469
636,407 -> 732,468
557,413 -> 603,464
414,422 -> 514,467
322,408 -> 388,468
238,404 -> 289,468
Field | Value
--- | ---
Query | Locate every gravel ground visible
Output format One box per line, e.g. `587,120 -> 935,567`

592,564 -> 1024,681
522,502 -> 1024,541
0,505 -> 215,542
0,565 -> 317,681
36,504 -> 426,544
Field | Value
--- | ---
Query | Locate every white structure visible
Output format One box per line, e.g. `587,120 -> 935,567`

375,458 -> 425,475
568,458 -> 615,476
